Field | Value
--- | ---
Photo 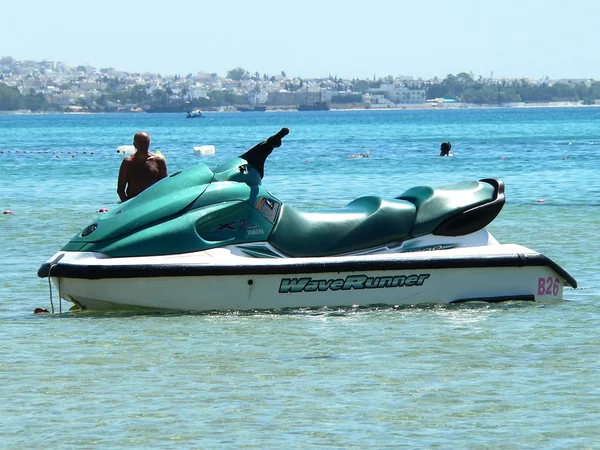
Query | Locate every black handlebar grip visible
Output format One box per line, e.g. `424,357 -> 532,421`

267,128 -> 290,148
275,128 -> 289,139
240,128 -> 290,179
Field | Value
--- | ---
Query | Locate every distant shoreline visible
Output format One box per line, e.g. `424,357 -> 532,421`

333,102 -> 600,112
331,101 -> 600,111
1,101 -> 598,115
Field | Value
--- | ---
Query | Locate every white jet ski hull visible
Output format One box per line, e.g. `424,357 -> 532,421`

42,243 -> 575,312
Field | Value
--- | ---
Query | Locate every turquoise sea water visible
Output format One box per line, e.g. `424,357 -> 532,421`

1,109 -> 599,448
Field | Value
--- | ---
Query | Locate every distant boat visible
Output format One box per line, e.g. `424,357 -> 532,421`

186,110 -> 204,118
298,102 -> 330,111
236,105 -> 267,112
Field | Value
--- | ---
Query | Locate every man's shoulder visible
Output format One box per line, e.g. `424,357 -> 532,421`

148,152 -> 165,160
150,154 -> 167,166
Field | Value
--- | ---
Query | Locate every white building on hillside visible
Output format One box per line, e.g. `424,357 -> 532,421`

552,78 -> 593,88
365,94 -> 396,108
248,91 -> 268,105
371,83 -> 426,104
187,88 -> 208,100
196,72 -> 217,81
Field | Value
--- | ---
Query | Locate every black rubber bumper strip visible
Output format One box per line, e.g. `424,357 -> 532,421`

38,252 -> 577,288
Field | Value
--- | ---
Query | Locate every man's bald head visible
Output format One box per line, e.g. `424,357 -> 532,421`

133,132 -> 151,152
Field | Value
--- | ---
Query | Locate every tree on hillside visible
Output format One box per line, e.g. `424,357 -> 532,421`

227,67 -> 249,81
456,72 -> 474,84
22,89 -> 49,111
0,82 -> 22,110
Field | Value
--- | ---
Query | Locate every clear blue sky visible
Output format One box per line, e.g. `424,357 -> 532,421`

2,0 -> 598,80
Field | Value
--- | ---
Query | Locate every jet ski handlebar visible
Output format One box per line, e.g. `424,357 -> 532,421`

240,128 -> 289,178
266,127 -> 289,149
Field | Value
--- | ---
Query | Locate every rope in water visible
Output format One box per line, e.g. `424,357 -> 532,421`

47,264 -> 62,314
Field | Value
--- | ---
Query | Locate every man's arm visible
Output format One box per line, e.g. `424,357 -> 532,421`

117,160 -> 129,202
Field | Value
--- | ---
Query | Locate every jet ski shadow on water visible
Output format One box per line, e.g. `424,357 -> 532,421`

38,128 -> 577,313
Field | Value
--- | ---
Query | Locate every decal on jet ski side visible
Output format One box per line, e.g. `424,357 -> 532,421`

538,277 -> 560,296
256,197 -> 280,223
279,274 -> 430,293
211,218 -> 257,232
402,244 -> 458,252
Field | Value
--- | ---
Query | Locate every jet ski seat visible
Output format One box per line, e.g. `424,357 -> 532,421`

270,196 -> 416,257
397,179 -> 504,237
270,179 -> 505,257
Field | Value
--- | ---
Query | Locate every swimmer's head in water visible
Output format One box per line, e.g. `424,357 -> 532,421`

440,142 -> 452,155
133,131 -> 151,152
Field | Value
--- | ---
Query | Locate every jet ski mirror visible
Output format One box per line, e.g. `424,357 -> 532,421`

240,128 -> 289,179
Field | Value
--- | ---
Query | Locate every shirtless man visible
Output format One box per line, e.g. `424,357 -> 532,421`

117,131 -> 167,202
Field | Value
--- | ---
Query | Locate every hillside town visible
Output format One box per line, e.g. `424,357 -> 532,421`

1,56 -> 598,112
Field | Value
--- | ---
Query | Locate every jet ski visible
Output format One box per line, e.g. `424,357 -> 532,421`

38,128 -> 577,312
